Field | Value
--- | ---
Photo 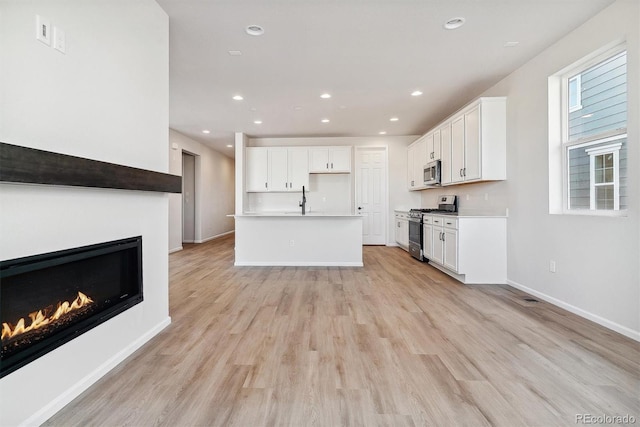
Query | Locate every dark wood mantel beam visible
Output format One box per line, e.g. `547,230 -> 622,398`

0,142 -> 181,193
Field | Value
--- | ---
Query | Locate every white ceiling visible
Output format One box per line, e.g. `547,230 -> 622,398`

156,0 -> 614,158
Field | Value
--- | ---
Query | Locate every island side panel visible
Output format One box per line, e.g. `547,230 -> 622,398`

234,216 -> 363,266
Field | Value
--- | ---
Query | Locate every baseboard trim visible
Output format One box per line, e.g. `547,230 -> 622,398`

507,279 -> 639,342
195,230 -> 235,244
22,317 -> 172,427
234,261 -> 363,267
169,246 -> 183,254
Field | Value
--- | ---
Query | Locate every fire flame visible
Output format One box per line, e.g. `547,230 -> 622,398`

1,292 -> 94,341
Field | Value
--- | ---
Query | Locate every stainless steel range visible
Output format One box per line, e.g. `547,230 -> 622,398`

407,195 -> 458,262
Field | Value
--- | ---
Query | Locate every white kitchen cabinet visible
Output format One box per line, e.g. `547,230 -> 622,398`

423,214 -> 506,284
407,137 -> 427,190
423,216 -> 458,272
440,122 -> 452,185
309,146 -> 351,173
422,216 -> 434,260
245,147 -> 269,192
246,147 -> 309,192
449,97 -> 505,184
394,211 -> 409,250
285,147 -> 309,191
410,97 -> 506,188
425,130 -> 441,162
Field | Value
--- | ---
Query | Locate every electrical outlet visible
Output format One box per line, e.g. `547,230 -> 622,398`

289,240 -> 295,247
466,194 -> 470,201
36,15 -> 51,46
549,260 -> 556,273
484,193 -> 489,201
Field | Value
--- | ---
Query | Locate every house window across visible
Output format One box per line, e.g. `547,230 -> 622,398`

553,45 -> 627,214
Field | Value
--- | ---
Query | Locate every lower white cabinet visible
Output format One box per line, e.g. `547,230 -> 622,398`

423,215 -> 506,284
394,211 -> 409,250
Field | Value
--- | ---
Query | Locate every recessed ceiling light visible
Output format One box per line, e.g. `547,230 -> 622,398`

232,95 -> 244,101
390,117 -> 399,122
226,144 -> 233,148
379,131 -> 387,135
228,50 -> 242,56
320,93 -> 331,99
254,120 -> 262,124
321,119 -> 330,123
411,90 -> 423,96
444,17 -> 465,30
294,106 -> 303,110
250,107 -> 257,112
202,130 -> 210,134
245,25 -> 264,36
503,41 -> 519,48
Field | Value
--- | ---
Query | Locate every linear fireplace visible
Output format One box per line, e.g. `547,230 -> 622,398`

1,236 -> 143,378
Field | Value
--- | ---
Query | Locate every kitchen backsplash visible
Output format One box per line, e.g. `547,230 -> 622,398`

420,181 -> 509,216
246,174 -> 352,214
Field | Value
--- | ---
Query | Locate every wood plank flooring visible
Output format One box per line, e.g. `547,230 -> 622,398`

45,234 -> 640,426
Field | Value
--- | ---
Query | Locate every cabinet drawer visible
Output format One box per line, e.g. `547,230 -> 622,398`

442,217 -> 458,229
423,215 -> 433,225
431,217 -> 444,226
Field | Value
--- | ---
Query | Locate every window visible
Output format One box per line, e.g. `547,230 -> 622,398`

556,46 -> 627,214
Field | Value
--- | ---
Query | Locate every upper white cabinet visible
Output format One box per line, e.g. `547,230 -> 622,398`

440,122 -> 452,185
425,130 -> 441,162
246,146 -> 309,192
309,146 -> 352,173
448,97 -> 506,184
409,97 -> 506,190
407,136 -> 427,189
245,147 -> 269,192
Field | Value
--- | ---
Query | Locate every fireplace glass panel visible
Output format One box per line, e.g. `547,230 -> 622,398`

1,236 -> 143,378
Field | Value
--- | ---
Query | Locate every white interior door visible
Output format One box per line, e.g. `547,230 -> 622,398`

356,147 -> 387,245
182,152 -> 196,243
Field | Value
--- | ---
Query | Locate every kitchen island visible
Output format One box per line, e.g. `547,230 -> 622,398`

233,213 -> 363,266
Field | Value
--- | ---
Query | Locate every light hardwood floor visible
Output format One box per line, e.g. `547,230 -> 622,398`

45,234 -> 639,426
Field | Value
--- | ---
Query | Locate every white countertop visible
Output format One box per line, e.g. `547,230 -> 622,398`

233,212 -> 361,218
425,210 -> 507,218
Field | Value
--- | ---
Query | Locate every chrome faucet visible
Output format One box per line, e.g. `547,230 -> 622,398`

299,185 -> 306,215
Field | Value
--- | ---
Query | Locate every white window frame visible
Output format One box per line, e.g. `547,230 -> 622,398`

568,74 -> 582,113
556,43 -> 627,216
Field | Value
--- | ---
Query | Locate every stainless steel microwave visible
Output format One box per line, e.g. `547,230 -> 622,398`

424,160 -> 441,186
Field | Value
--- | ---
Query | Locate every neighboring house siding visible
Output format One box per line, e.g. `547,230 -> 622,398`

568,52 -> 627,140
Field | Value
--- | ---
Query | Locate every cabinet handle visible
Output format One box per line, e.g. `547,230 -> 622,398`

265,182 -> 268,188
289,182 -> 292,188
463,168 -> 466,177
326,163 -> 329,169
331,162 -> 334,169
442,232 -> 445,242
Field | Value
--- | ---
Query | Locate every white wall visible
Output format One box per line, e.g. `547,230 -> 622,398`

168,130 -> 235,251
422,0 -> 639,339
0,1 -> 170,425
248,136 -> 420,245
